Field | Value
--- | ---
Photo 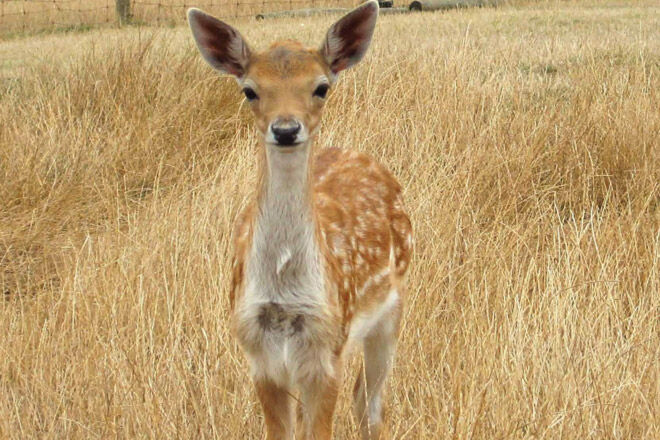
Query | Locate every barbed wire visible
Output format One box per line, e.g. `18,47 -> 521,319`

0,0 -> 358,36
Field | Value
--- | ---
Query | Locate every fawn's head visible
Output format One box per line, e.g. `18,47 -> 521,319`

188,1 -> 378,149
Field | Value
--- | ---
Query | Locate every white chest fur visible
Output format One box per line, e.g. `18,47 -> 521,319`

244,209 -> 325,307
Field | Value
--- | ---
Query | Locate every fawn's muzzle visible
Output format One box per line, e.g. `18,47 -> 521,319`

270,119 -> 302,146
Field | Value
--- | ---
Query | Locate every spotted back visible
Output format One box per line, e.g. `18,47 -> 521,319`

313,148 -> 412,329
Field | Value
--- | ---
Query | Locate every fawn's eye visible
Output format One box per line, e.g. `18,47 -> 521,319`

313,84 -> 329,99
243,87 -> 258,101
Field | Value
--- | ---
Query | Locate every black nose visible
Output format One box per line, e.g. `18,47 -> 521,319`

271,120 -> 301,146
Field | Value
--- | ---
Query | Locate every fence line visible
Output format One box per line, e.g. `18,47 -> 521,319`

0,0 -> 359,36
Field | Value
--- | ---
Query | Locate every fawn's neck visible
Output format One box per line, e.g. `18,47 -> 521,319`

257,143 -> 315,223
249,143 -> 322,303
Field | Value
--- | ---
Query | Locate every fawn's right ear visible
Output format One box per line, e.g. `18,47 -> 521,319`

187,8 -> 251,78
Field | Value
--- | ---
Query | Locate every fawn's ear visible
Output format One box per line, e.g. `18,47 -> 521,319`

321,0 -> 379,75
187,8 -> 251,77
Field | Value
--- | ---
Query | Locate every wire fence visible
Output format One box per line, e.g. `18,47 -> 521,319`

0,0 -> 359,36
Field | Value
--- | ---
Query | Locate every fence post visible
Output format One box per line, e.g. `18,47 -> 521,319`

116,0 -> 131,25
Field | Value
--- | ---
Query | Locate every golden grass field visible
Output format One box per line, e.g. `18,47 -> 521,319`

1,1 -> 659,438
0,0 -> 358,35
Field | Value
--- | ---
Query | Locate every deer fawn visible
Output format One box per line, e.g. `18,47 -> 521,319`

188,2 -> 412,438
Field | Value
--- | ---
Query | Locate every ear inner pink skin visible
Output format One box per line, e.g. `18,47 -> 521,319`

189,10 -> 250,77
324,2 -> 378,74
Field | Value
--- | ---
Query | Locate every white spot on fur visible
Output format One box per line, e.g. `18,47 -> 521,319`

342,262 -> 351,275
358,266 -> 390,297
276,247 -> 291,275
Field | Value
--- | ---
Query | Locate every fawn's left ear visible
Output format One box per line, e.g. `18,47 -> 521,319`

187,8 -> 251,78
321,0 -> 379,76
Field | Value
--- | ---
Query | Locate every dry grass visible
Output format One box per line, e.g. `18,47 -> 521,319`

0,0 -> 358,36
1,2 -> 659,438
0,1 -> 638,37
